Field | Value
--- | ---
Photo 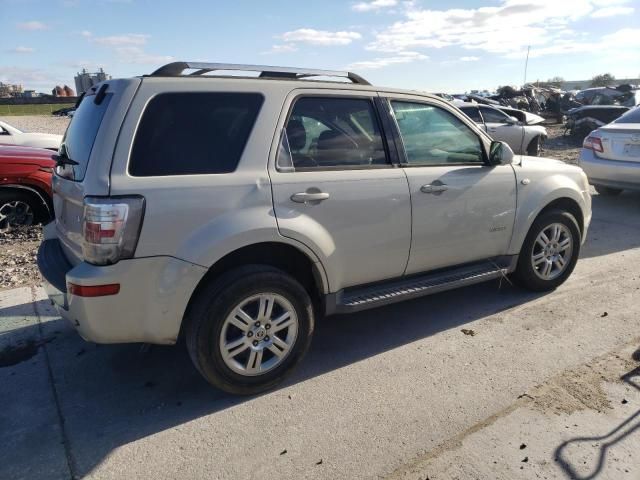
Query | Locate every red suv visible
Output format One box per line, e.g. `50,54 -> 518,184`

0,145 -> 54,232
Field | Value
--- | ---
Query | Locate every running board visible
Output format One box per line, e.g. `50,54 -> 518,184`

325,256 -> 517,315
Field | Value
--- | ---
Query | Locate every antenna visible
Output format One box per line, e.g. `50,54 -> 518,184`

523,46 -> 531,86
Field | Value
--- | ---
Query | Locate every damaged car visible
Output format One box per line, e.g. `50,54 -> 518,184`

455,101 -> 547,156
565,105 -> 629,136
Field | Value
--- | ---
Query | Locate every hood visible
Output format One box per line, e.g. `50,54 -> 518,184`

14,132 -> 63,146
523,112 -> 545,125
513,155 -> 581,172
0,145 -> 56,167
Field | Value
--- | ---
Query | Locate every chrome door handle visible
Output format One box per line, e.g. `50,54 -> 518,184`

291,192 -> 330,203
420,184 -> 448,195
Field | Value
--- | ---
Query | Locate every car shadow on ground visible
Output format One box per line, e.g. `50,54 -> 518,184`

2,280 -> 541,478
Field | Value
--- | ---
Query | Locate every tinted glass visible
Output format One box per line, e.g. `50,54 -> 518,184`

279,97 -> 388,169
60,93 -> 112,181
480,106 -> 510,124
391,101 -> 484,165
460,106 -> 482,123
130,92 -> 263,176
614,106 -> 640,124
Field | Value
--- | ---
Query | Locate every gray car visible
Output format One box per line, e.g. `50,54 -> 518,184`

579,106 -> 640,195
38,62 -> 591,394
455,102 -> 547,156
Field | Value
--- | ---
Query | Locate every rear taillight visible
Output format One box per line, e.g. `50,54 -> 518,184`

583,135 -> 604,153
82,196 -> 145,265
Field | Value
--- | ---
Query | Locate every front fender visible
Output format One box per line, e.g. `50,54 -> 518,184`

508,173 -> 590,255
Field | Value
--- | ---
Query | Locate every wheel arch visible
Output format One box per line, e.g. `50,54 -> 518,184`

182,241 -> 328,335
0,184 -> 53,222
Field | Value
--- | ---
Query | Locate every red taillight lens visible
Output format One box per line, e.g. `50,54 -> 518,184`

82,196 -> 145,266
68,283 -> 120,297
583,135 -> 603,153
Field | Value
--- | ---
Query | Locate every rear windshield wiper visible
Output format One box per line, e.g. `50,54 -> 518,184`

52,152 -> 79,167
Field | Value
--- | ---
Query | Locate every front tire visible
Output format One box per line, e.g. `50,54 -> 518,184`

185,265 -> 314,395
512,210 -> 581,292
0,190 -> 39,233
526,135 -> 542,156
594,185 -> 623,196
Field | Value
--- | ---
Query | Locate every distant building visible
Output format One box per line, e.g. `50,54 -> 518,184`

0,82 -> 24,98
74,68 -> 111,94
22,90 -> 38,98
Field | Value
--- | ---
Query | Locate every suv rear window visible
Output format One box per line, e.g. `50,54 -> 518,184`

60,92 -> 112,181
129,92 -> 263,176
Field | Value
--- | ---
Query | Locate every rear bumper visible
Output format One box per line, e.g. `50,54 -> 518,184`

37,238 -> 207,345
579,148 -> 640,191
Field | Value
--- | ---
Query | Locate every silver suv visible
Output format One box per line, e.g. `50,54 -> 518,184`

38,62 -> 592,394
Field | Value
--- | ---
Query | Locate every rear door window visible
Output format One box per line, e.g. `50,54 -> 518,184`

129,92 -> 263,176
277,97 -> 388,170
460,106 -> 483,123
59,92 -> 112,181
479,106 -> 510,124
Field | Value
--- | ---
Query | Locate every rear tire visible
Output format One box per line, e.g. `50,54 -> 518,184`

512,210 -> 581,292
185,265 -> 314,395
594,185 -> 623,196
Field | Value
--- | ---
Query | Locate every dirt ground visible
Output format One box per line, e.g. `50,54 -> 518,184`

0,119 -> 582,292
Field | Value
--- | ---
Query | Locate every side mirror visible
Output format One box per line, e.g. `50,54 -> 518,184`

505,116 -> 518,125
489,140 -> 514,165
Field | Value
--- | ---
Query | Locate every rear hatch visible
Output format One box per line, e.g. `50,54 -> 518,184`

53,78 -> 140,265
596,123 -> 640,162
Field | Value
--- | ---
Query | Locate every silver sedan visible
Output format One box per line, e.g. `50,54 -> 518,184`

579,106 -> 640,195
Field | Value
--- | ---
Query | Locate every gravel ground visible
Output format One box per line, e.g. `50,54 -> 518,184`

0,115 -> 582,291
0,115 -> 70,136
0,226 -> 42,291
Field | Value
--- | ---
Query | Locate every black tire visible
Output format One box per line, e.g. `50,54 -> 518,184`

526,135 -> 542,156
594,185 -> 623,196
185,265 -> 314,395
511,210 -> 581,292
0,190 -> 43,233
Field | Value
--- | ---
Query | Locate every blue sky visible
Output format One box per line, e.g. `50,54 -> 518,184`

2,0 -> 639,93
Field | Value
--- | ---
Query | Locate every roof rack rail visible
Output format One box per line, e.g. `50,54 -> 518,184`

149,62 -> 371,85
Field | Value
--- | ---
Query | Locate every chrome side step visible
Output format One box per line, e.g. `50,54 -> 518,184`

325,256 -> 517,315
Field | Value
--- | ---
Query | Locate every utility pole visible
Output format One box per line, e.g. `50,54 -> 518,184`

523,45 -> 530,86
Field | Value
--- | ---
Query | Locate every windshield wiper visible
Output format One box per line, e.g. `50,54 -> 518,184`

52,152 -> 79,167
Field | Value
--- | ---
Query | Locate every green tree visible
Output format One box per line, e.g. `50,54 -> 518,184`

591,73 -> 616,87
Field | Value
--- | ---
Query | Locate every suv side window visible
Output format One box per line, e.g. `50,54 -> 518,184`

391,101 -> 485,166
479,106 -> 510,124
278,97 -> 388,170
129,92 -> 263,176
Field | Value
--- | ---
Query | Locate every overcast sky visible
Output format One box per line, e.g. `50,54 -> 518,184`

2,0 -> 639,93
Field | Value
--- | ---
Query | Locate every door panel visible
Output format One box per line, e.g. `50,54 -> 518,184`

387,98 -> 517,274
272,169 -> 411,290
270,92 -> 412,292
403,164 -> 516,274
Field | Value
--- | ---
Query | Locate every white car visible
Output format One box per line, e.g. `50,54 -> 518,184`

0,121 -> 62,151
455,101 -> 547,156
579,106 -> 640,195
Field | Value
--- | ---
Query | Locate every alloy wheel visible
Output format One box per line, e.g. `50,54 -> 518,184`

531,222 -> 573,281
219,293 -> 298,376
0,200 -> 34,233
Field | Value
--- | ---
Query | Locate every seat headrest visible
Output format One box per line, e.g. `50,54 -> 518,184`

286,119 -> 306,151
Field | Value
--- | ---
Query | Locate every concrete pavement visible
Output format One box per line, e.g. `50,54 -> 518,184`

1,191 -> 640,480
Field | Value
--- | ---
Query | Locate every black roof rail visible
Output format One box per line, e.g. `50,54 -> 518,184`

149,62 -> 371,85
